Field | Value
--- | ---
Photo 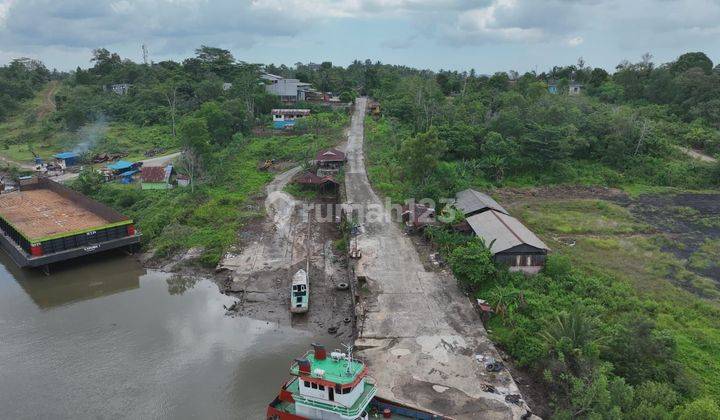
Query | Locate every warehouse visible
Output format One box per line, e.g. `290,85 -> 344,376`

0,177 -> 141,270
456,189 -> 549,274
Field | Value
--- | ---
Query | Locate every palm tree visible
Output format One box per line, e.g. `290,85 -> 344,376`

542,308 -> 595,351
541,308 -> 598,375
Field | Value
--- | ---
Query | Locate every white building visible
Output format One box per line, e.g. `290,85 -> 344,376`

261,73 -> 314,103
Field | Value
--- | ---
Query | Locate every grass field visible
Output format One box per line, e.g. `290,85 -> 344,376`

502,192 -> 720,396
0,84 -> 179,165
89,132 -> 341,267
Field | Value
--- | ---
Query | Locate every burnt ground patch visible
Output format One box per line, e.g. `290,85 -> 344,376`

629,193 -> 720,283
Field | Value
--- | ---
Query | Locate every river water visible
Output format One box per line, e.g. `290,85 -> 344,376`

0,253 -> 338,419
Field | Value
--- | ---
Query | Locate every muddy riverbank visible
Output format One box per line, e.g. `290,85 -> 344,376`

216,163 -> 355,338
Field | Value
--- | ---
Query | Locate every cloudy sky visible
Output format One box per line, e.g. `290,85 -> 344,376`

1,0 -> 719,73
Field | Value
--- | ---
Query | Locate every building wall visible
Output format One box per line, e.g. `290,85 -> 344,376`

266,79 -> 300,98
493,244 -> 547,275
141,182 -> 171,190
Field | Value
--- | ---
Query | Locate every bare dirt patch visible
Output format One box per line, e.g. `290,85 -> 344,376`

217,166 -> 354,336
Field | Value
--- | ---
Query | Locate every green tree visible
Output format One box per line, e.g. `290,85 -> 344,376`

194,45 -> 235,77
672,52 -> 713,74
480,131 -> 518,181
606,316 -> 678,384
197,101 -> 233,145
446,237 -> 497,290
541,307 -> 599,376
676,397 -> 720,420
400,128 -> 446,181
598,81 -> 625,103
75,167 -> 105,195
178,117 -> 210,191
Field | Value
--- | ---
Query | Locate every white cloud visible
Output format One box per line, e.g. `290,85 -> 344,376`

567,36 -> 583,47
1,0 -> 720,70
0,0 -> 14,27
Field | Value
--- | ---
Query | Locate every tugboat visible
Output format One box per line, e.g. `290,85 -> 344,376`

267,344 -> 376,419
290,268 -> 309,313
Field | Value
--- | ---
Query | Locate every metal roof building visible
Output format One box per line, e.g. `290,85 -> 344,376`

457,189 -> 549,274
455,189 -> 508,216
465,210 -> 549,254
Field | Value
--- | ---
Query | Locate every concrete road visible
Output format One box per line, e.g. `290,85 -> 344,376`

346,98 -> 534,419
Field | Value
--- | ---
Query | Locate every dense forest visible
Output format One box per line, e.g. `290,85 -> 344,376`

1,49 -> 720,418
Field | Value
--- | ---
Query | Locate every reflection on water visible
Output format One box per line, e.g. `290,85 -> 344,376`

0,253 -> 340,419
166,274 -> 200,296
3,252 -> 143,309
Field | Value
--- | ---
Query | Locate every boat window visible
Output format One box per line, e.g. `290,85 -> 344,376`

304,381 -> 310,387
296,297 -> 302,303
318,385 -> 325,391
311,382 -> 318,389
343,387 -> 352,394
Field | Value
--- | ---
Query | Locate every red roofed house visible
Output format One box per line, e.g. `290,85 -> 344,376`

315,149 -> 345,176
294,171 -> 339,192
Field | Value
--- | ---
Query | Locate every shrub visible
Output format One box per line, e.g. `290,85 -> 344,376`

446,237 -> 497,290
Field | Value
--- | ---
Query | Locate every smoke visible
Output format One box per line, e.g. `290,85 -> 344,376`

72,115 -> 109,154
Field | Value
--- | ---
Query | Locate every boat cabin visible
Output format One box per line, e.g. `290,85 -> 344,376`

291,269 -> 309,313
267,344 -> 376,420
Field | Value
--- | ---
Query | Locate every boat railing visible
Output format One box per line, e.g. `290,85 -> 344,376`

290,350 -> 367,372
293,383 -> 377,417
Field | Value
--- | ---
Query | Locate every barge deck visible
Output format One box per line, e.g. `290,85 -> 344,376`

0,177 -> 141,269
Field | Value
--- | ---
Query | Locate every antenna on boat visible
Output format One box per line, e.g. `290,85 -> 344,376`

341,343 -> 354,376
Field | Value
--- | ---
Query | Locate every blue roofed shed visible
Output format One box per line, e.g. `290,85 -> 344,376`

107,160 -> 136,173
53,152 -> 79,166
118,169 -> 139,184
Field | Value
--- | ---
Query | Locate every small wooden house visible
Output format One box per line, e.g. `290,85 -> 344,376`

294,172 -> 339,192
315,149 -> 345,176
176,174 -> 190,187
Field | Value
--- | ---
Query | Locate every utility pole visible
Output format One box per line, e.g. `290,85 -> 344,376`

142,44 -> 149,65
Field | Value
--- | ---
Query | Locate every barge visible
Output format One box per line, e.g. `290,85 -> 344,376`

0,177 -> 141,270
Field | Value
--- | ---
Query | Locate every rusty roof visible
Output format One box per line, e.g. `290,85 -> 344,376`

295,172 -> 339,185
141,166 -> 170,183
315,149 -> 345,162
271,109 -> 311,116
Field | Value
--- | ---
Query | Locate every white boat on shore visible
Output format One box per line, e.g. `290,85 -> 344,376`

291,268 -> 309,313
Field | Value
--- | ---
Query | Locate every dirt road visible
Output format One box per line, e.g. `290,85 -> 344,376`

36,81 -> 60,119
678,146 -> 717,163
346,98 -> 533,419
